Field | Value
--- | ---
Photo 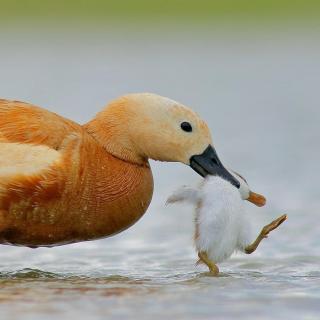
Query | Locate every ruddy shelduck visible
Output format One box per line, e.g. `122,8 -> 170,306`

0,93 -> 262,248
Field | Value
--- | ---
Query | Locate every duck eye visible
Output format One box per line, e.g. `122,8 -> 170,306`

180,122 -> 192,132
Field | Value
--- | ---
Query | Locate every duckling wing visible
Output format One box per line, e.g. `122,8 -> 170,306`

0,99 -> 81,149
167,186 -> 201,205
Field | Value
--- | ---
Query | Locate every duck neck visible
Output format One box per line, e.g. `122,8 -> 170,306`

84,113 -> 147,166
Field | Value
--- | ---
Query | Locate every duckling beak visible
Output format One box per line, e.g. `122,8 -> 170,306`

190,145 -> 240,188
247,191 -> 266,207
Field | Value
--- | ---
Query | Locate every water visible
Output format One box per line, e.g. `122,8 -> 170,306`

0,25 -> 319,319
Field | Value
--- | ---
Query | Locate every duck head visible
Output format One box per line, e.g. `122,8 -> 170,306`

85,93 -> 239,188
229,170 -> 266,207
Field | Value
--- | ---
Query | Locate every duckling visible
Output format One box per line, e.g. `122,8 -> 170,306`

167,172 -> 287,275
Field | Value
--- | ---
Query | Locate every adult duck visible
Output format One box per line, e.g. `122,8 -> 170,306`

0,93 -> 256,248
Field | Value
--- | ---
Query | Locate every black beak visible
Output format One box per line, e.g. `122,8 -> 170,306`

190,145 -> 240,188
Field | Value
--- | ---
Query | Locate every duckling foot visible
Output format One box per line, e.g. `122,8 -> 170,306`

198,251 -> 219,276
245,214 -> 287,254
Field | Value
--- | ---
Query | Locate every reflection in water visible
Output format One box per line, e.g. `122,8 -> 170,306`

0,269 -> 156,303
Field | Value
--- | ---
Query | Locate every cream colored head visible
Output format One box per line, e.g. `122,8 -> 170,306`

85,93 -> 239,187
86,93 -> 211,163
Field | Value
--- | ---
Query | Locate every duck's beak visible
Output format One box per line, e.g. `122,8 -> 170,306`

190,145 -> 240,188
247,191 -> 266,207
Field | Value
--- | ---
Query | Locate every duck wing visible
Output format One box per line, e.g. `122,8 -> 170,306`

0,99 -> 81,149
0,134 -> 80,212
0,99 -> 82,214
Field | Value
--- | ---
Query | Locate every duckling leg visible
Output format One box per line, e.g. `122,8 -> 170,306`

245,214 -> 287,254
198,251 -> 219,276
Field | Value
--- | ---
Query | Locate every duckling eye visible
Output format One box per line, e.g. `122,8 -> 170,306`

180,122 -> 192,132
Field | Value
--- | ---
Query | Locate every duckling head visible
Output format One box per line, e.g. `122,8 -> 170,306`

85,93 -> 239,188
229,170 -> 266,207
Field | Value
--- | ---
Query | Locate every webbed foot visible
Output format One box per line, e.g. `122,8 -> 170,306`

245,214 -> 287,254
198,251 -> 219,276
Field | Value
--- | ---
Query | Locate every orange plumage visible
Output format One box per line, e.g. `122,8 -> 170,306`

0,99 -> 153,247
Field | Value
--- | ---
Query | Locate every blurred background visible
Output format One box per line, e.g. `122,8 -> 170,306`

0,1 -> 320,319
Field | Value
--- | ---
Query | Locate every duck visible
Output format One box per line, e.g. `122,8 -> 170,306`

167,171 -> 287,275
0,93 -> 256,248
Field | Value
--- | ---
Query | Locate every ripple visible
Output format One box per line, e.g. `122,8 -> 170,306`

0,268 -> 59,279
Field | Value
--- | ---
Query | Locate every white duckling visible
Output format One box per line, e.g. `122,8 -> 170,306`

167,172 -> 286,275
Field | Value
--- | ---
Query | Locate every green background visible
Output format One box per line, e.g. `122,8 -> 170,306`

0,0 -> 319,25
